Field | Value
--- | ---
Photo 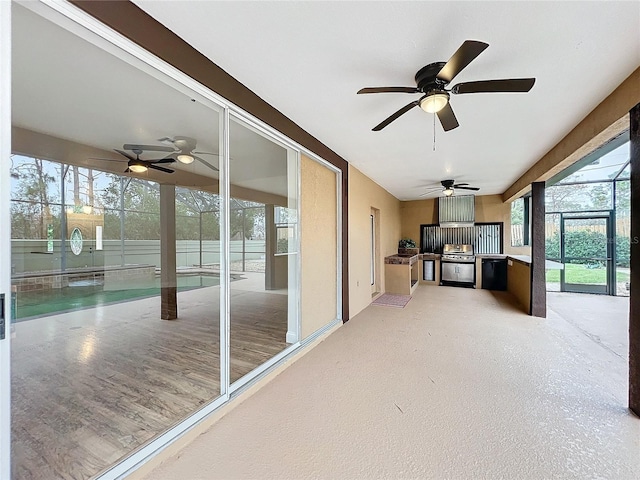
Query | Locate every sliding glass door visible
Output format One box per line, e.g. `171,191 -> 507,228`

0,1 -> 12,477
228,115 -> 299,388
0,1 -> 318,478
9,2 -> 224,478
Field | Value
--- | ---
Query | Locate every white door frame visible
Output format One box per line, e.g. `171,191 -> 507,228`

0,1 -> 12,477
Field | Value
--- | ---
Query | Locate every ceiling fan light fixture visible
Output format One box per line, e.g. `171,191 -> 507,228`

420,92 -> 449,113
129,163 -> 148,173
177,153 -> 195,164
443,187 -> 454,197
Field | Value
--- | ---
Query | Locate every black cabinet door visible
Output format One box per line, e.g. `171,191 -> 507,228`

481,259 -> 507,290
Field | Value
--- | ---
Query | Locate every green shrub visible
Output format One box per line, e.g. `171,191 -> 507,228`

546,232 -> 560,259
563,230 -> 607,259
277,238 -> 289,254
546,229 -> 617,262
616,236 -> 630,267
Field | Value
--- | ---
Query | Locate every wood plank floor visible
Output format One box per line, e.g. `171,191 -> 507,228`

11,285 -> 288,480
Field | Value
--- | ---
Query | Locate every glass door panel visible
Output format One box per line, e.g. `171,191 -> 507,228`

615,179 -> 630,296
11,3 -> 223,477
228,115 -> 298,387
1,1 -> 11,476
545,213 -> 561,291
561,216 -> 611,294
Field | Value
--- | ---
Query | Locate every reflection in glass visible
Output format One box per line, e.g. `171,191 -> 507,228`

228,116 -> 298,385
11,4 -> 222,478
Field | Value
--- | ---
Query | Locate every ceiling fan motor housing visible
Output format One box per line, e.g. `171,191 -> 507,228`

415,62 -> 448,93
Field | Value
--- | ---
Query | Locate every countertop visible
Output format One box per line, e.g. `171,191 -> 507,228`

384,254 -> 419,265
506,255 -> 564,270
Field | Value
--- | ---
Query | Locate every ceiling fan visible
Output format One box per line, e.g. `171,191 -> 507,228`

118,149 -> 175,174
419,179 -> 480,197
357,40 -> 535,132
125,136 -> 219,171
91,148 -> 175,174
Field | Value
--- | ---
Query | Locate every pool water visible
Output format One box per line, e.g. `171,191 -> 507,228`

14,275 -> 220,321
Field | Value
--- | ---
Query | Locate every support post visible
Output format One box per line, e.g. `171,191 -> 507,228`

119,178 -> 127,266
199,211 -> 203,268
530,181 -> 546,317
265,204 -> 275,290
629,103 -> 640,415
60,166 -> 68,272
160,184 -> 177,320
242,208 -> 246,272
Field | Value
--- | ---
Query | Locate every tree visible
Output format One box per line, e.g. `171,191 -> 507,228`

98,177 -> 161,240
545,183 -> 591,212
10,156 -> 58,239
615,179 -> 630,216
511,198 -> 524,225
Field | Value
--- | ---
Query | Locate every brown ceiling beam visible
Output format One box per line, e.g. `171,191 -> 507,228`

503,67 -> 640,203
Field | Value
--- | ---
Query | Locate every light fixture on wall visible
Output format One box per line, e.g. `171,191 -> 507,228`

419,91 -> 450,113
177,153 -> 195,164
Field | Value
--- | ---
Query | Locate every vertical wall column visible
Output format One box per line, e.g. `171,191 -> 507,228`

629,103 -> 640,416
160,184 -> 177,320
530,181 -> 546,317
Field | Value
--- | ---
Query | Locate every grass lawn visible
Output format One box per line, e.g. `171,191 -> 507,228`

546,263 -> 629,284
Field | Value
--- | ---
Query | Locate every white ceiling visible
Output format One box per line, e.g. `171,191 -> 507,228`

134,0 -> 640,200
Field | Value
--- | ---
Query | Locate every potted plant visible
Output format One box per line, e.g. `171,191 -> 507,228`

398,238 -> 419,255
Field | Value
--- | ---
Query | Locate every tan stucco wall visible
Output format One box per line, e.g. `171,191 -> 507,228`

300,155 -> 338,338
400,194 -> 530,255
348,165 -> 401,317
400,198 -> 437,243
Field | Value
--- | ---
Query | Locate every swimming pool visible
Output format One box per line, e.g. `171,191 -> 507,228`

13,274 -> 220,321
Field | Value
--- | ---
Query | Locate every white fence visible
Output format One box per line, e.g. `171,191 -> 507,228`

10,239 -> 266,274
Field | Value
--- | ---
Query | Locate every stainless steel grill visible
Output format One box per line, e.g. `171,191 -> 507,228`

441,243 -> 474,258
440,244 -> 476,286
441,254 -> 475,263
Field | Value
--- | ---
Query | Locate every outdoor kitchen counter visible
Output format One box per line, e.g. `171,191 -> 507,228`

384,254 -> 419,265
384,254 -> 420,294
504,255 -> 564,269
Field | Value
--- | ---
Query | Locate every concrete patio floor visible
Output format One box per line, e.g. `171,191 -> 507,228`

141,286 -> 639,480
